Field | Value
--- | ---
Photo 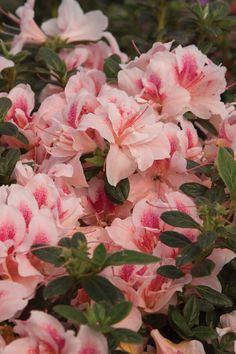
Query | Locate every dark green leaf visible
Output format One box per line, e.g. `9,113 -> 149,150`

161,211 -> 201,229
105,250 -> 159,266
108,302 -> 132,325
180,183 -> 208,198
196,285 -> 233,307
169,307 -> 193,337
110,328 -> 142,344
0,122 -> 28,144
186,160 -> 212,174
176,243 -> 202,267
197,299 -> 215,312
195,118 -> 218,136
0,148 -> 20,177
216,148 -> 236,194
43,276 -> 75,300
92,243 -> 107,265
0,97 -> 11,122
31,244 -> 64,266
54,305 -> 87,324
104,177 -> 130,205
58,237 -> 72,248
183,297 -> 199,328
160,231 -> 191,248
37,47 -> 66,75
192,326 -> 217,340
84,167 -> 101,181
220,332 -> 236,350
104,54 -> 121,79
157,265 -> 184,279
85,155 -> 104,167
191,259 -> 215,277
197,231 -> 217,250
71,232 -> 87,247
81,275 -> 124,304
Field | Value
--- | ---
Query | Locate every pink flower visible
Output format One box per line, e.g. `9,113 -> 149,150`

11,0 -> 46,54
0,280 -> 28,322
119,43 -> 227,120
41,0 -> 108,43
80,87 -> 170,185
151,329 -> 206,354
173,45 -> 227,119
119,51 -> 190,118
3,311 -> 109,354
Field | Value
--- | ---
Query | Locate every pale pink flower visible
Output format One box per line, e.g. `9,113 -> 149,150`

2,338 -> 38,354
219,109 -> 236,151
41,0 -> 108,43
80,87 -> 170,185
6,311 -> 109,354
151,329 -> 206,354
11,0 -> 46,54
173,45 -> 227,119
118,51 -> 190,118
0,280 -> 28,322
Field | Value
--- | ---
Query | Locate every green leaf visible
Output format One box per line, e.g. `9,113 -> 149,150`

180,183 -> 208,198
195,118 -> 218,136
197,231 -> 217,250
104,177 -> 130,205
92,243 -> 107,265
58,237 -> 72,248
216,147 -> 236,194
104,54 -> 121,79
196,299 -> 215,312
54,305 -> 87,324
176,243 -> 202,267
43,276 -> 75,300
160,231 -> 191,248
85,155 -> 104,167
192,326 -> 217,340
37,47 -> 66,75
169,307 -> 193,337
105,250 -> 160,266
186,160 -> 212,174
161,211 -> 201,230
0,122 -> 28,144
31,244 -> 64,266
0,97 -> 11,122
71,232 -> 87,247
191,259 -> 215,277
196,285 -> 233,307
183,297 -> 199,328
0,148 -> 20,178
108,302 -> 132,325
84,167 -> 101,181
220,332 -> 236,350
110,328 -> 142,344
81,275 -> 124,304
157,265 -> 184,279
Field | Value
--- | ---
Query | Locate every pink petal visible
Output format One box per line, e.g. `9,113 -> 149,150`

77,325 -> 108,354
0,281 -> 28,321
106,144 -> 137,186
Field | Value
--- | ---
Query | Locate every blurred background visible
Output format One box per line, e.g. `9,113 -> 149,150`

0,0 -> 236,92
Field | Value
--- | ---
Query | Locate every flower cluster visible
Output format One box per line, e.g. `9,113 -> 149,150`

0,0 -> 235,353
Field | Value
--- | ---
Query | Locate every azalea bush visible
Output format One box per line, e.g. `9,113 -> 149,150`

0,0 -> 236,353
